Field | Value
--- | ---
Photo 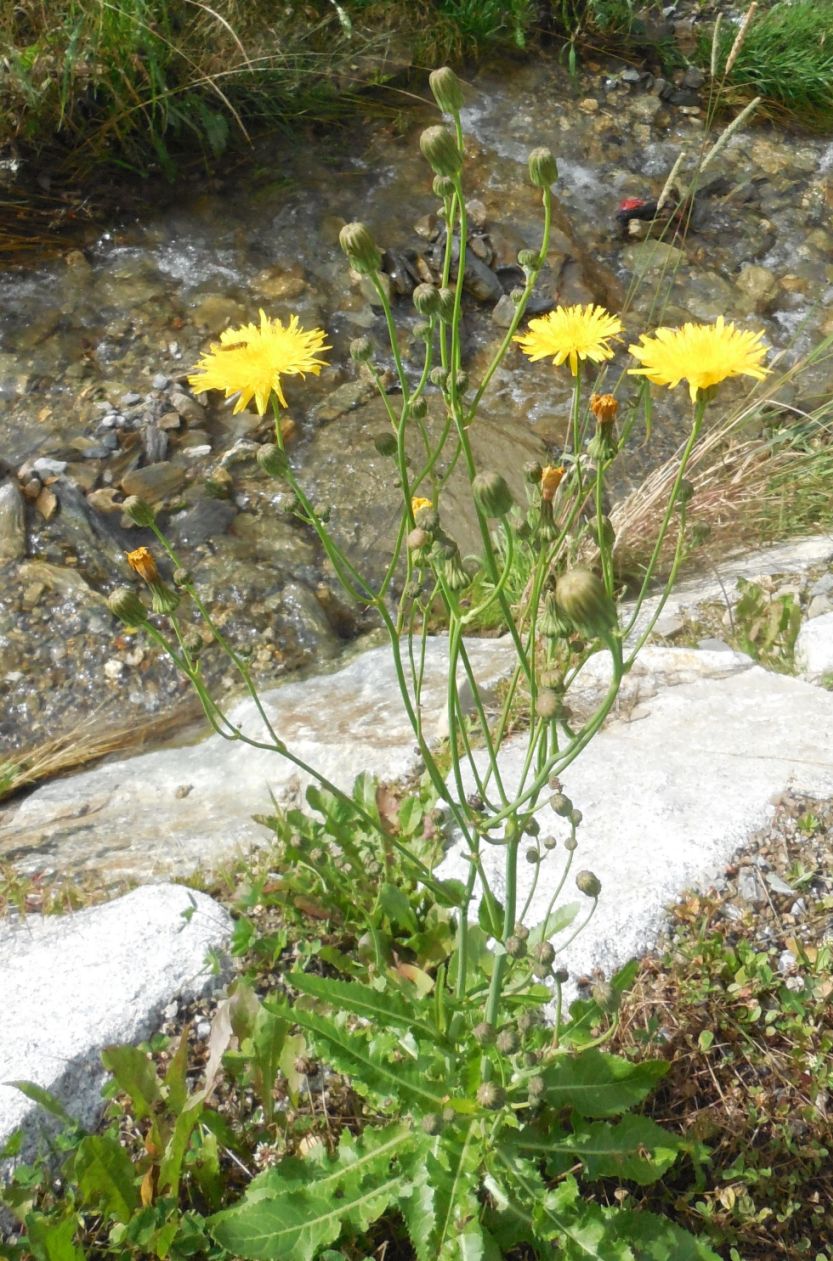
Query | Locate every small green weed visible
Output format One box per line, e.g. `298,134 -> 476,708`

729,577 -> 802,672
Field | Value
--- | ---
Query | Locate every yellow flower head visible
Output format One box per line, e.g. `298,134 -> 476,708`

628,316 -> 770,402
514,304 -> 623,377
127,546 -> 159,583
411,496 -> 432,515
188,310 -> 330,415
589,392 -> 618,424
540,465 -> 565,501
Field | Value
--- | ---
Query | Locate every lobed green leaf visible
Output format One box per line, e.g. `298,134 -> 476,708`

540,1050 -> 667,1117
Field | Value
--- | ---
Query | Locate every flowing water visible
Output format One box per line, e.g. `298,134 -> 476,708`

1,53 -> 832,759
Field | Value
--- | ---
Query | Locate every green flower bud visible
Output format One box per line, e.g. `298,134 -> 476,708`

528,1075 -> 545,1099
429,66 -> 464,114
413,283 -> 441,317
678,479 -> 695,505
350,335 -> 373,362
553,967 -> 569,984
511,288 -> 525,305
420,125 -> 462,178
414,503 -> 440,532
532,961 -> 552,979
513,921 -> 530,941
576,869 -> 601,898
172,568 -> 192,588
587,429 -> 619,462
524,460 -> 543,483
524,847 -> 540,865
422,1112 -> 443,1135
407,527 -> 430,552
476,1082 -> 505,1110
536,498 -> 558,543
473,1021 -> 496,1046
570,808 -> 583,828
442,1105 -> 456,1124
373,432 -> 398,457
496,1029 -> 519,1055
549,792 -> 572,817
439,549 -> 470,591
257,443 -> 289,477
597,515 -> 616,549
150,582 -> 180,616
433,175 -> 456,199
517,1009 -> 539,1035
543,836 -> 557,851
555,568 -> 618,639
429,366 -> 449,389
564,835 -> 578,852
453,370 -> 469,393
437,287 -> 456,322
339,221 -> 382,275
413,320 -> 432,342
535,688 -> 559,719
473,471 -> 514,518
182,629 -> 204,655
108,587 -> 148,626
410,397 -> 428,419
528,146 -> 558,189
534,941 -> 556,967
517,248 -> 540,269
122,496 -> 156,527
505,934 -> 528,959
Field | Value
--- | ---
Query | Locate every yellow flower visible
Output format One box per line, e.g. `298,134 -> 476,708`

628,317 -> 769,402
411,497 -> 432,514
540,465 -> 565,501
514,304 -> 623,376
188,310 -> 330,415
127,546 -> 159,583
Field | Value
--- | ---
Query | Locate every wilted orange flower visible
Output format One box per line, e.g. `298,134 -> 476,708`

540,465 -> 565,501
590,393 -> 618,424
127,547 -> 159,583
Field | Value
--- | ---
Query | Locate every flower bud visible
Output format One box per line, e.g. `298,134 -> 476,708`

540,464 -> 565,501
108,587 -> 148,626
513,921 -> 530,941
433,174 -> 456,199
570,808 -> 583,828
553,967 -> 569,984
549,792 -> 572,817
591,979 -> 620,1014
564,835 -> 577,852
528,146 -> 558,189
517,1009 -> 539,1034
524,847 -> 540,865
429,366 -> 449,389
150,583 -> 180,616
511,288 -> 525,305
590,392 -> 618,424
182,629 -> 204,655
411,496 -> 432,516
373,432 -> 398,457
339,222 -> 382,275
413,283 -> 441,318
452,370 -> 469,393
535,688 -> 559,720
257,443 -> 289,477
408,527 -> 430,551
517,248 -> 540,270
429,66 -> 464,114
350,335 -> 373,362
534,941 -> 556,967
473,1021 -> 496,1046
576,869 -> 602,899
476,1082 -> 505,1110
524,460 -> 543,483
414,502 -> 440,532
496,1029 -> 519,1055
122,496 -> 156,527
126,546 -> 158,583
410,397 -> 428,420
555,568 -> 618,639
437,287 -> 456,322
536,498 -> 558,543
473,471 -> 514,518
528,1075 -> 546,1100
172,568 -> 192,587
505,934 -> 528,959
525,817 -> 540,837
532,961 -> 551,979
543,836 -> 557,851
678,479 -> 695,505
419,125 -> 462,178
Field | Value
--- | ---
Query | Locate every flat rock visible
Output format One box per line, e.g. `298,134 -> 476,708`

0,638 -> 516,888
438,646 -> 833,996
0,480 -> 26,563
120,460 -> 187,504
0,885 -> 232,1178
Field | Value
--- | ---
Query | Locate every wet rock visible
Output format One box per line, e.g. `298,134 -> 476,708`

190,293 -> 247,333
169,390 -> 206,424
52,478 -> 133,578
152,373 -> 170,390
86,487 -> 123,515
32,457 -> 68,477
0,480 -> 26,563
736,263 -> 778,313
623,240 -> 687,276
120,461 -> 187,504
16,561 -> 106,605
491,293 -> 518,327
167,497 -> 237,547
142,422 -> 168,464
34,487 -> 58,522
311,378 -> 376,425
279,580 -> 342,657
0,885 -> 232,1182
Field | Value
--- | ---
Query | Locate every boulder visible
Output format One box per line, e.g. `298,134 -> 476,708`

795,610 -> 833,683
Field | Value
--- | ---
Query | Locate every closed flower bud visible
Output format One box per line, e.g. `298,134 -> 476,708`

437,287 -> 456,322
172,568 -> 192,587
550,792 -> 572,816
473,1021 -> 496,1046
528,146 -> 558,189
597,515 -> 616,549
420,125 -> 462,178
473,471 -> 514,518
476,1082 -> 505,1110
576,869 -> 602,898
429,66 -> 464,114
528,1075 -> 545,1099
150,583 -> 180,616
543,836 -> 557,850
257,443 -> 289,477
373,432 -> 398,457
182,629 -> 204,655
506,934 -> 528,958
511,288 -> 525,305
589,392 -> 618,424
587,429 -> 619,462
408,527 -> 430,551
524,847 -> 540,865
678,478 -> 695,505
453,371 -> 469,393
517,1009 -> 539,1034
122,495 -> 156,527
517,248 -> 540,270
410,397 -> 428,419
524,460 -> 543,483
525,818 -> 540,837
535,688 -> 559,719
414,503 -> 440,532
429,366 -> 449,389
422,1112 -> 443,1135
413,283 -> 441,317
108,587 -> 148,626
564,835 -> 578,852
433,174 -> 456,199
350,335 -> 373,362
532,961 -> 552,979
339,222 -> 382,275
570,808 -> 583,828
513,921 -> 530,940
413,320 -> 432,341
126,546 -> 158,583
553,968 -> 569,984
555,568 -> 618,639
534,941 -> 556,967
536,498 -> 558,543
591,979 -> 620,1014
496,1029 -> 519,1055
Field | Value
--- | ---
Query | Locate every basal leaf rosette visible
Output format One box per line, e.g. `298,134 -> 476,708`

189,309 -> 330,414
628,316 -> 770,402
514,304 -> 623,377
